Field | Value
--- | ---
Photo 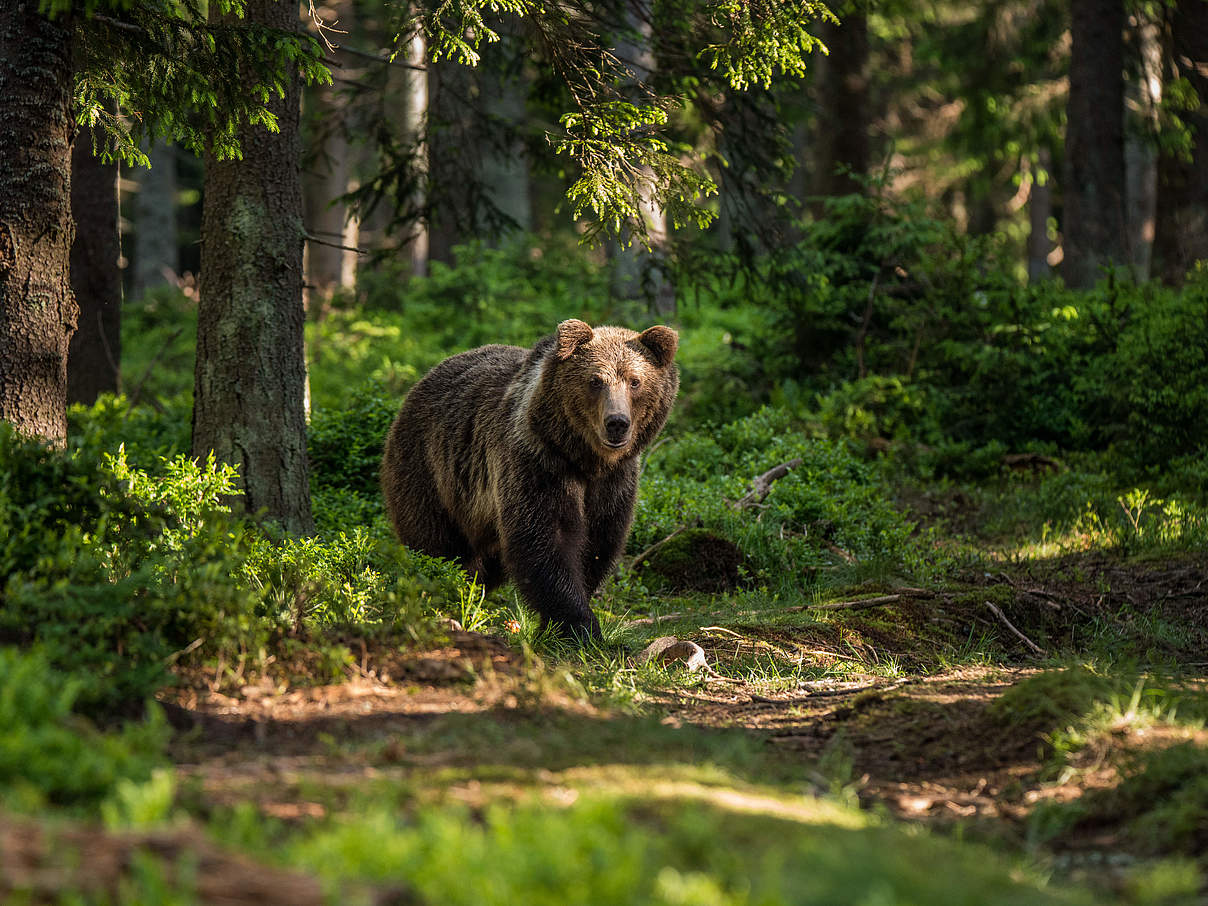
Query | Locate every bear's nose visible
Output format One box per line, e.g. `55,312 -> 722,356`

605,414 -> 631,439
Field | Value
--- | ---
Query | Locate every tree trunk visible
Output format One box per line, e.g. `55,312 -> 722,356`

302,0 -> 358,304
133,142 -> 179,296
1062,0 -> 1126,289
0,3 -> 76,443
810,6 -> 870,201
1153,0 -> 1208,285
400,28 -> 429,276
427,55 -> 475,267
1124,14 -> 1162,280
195,0 -> 314,535
68,126 -> 122,404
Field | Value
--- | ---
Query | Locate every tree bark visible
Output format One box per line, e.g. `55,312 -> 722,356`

68,126 -> 122,405
195,0 -> 314,535
0,3 -> 76,443
133,142 -> 179,296
1153,0 -> 1208,285
400,28 -> 429,276
1062,0 -> 1126,289
1123,14 -> 1162,280
302,0 -> 358,303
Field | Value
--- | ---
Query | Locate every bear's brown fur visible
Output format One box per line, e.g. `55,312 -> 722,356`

381,319 -> 678,640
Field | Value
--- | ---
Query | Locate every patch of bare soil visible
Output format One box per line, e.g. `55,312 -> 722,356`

162,630 -> 536,820
658,554 -> 1208,850
658,667 -> 1046,824
166,630 -> 524,750
63,554 -> 1199,899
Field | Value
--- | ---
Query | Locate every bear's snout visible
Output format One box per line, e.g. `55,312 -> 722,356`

604,413 -> 631,446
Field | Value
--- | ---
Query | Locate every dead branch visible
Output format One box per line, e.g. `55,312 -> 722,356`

789,588 -> 929,613
984,600 -> 1045,656
304,231 -> 367,255
810,594 -> 901,612
623,612 -> 684,626
628,518 -> 700,570
732,457 -> 803,510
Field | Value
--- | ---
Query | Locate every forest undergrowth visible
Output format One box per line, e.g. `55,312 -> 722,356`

3,227 -> 1207,904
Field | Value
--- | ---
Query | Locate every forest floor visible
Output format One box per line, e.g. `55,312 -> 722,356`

10,539 -> 1206,903
113,548 -> 1203,904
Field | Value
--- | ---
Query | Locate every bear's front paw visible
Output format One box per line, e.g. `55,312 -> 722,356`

547,614 -> 604,646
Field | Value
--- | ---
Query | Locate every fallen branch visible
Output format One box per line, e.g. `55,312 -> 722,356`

628,519 -> 699,570
788,588 -> 930,613
624,611 -> 685,627
760,676 -> 920,708
984,600 -> 1045,656
811,593 -> 900,612
732,458 -> 803,510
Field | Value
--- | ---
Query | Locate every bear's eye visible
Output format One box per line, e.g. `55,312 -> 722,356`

630,377 -> 641,389
589,376 -> 604,390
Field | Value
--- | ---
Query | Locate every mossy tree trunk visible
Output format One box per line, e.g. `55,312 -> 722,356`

0,3 -> 77,443
194,0 -> 314,535
68,124 -> 122,405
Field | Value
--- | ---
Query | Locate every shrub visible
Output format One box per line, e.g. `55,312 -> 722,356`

308,379 -> 399,498
245,526 -> 470,630
634,406 -> 915,589
0,426 -> 267,714
0,647 -> 166,811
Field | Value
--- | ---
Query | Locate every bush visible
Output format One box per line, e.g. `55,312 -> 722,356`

308,380 -> 399,499
0,426 -> 268,714
244,526 -> 470,630
634,406 -> 915,590
0,647 -> 166,811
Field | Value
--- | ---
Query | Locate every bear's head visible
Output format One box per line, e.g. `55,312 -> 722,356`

552,319 -> 679,463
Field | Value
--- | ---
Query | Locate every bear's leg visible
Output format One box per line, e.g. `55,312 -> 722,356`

582,470 -> 639,598
498,479 -> 602,642
384,444 -> 476,567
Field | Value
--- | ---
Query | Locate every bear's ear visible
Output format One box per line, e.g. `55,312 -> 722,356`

638,325 -> 678,367
555,319 -> 594,360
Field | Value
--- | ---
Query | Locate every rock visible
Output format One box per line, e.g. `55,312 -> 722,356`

634,636 -> 710,673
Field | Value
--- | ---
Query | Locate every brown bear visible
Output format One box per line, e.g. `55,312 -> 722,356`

381,319 -> 678,641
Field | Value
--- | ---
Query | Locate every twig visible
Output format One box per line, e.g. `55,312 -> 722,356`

629,520 -> 697,570
732,458 -> 803,510
329,42 -> 427,71
624,612 -> 684,626
984,600 -> 1045,656
760,677 -> 919,708
304,231 -> 367,255
812,594 -> 901,611
789,588 -> 929,613
92,13 -> 146,35
699,626 -> 744,639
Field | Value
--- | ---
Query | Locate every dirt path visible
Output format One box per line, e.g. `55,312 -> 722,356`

140,554 -> 1208,899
